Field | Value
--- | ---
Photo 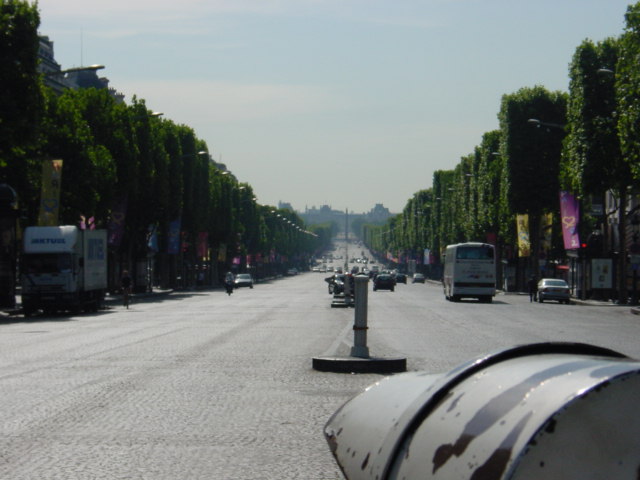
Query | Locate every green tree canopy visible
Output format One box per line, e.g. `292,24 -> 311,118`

0,0 -> 43,201
562,37 -> 624,196
499,86 -> 567,216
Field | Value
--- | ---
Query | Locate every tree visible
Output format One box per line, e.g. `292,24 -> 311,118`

562,38 -> 623,199
562,37 -> 630,301
40,88 -> 116,225
476,130 -> 504,241
618,2 -> 640,181
430,169 -> 455,256
499,86 -> 567,276
613,2 -> 640,303
0,0 -> 43,203
499,86 -> 567,216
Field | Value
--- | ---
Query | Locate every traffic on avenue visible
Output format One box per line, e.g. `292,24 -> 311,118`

1,240 -> 639,479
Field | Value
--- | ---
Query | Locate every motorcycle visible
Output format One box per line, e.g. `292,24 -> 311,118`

224,282 -> 234,296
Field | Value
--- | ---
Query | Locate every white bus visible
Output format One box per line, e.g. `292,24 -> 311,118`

443,242 -> 496,303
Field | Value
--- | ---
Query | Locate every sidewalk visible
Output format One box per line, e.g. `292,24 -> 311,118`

503,290 -> 640,312
428,279 -> 638,312
0,287 -> 177,316
103,287 -> 175,307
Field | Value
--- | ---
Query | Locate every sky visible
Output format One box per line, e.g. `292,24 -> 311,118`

37,0 -> 633,214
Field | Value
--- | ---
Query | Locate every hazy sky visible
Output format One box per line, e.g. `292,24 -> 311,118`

38,0 -> 632,214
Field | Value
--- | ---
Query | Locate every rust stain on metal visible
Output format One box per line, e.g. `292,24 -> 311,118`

433,361 -> 587,473
325,432 -> 338,454
446,392 -> 465,413
544,418 -> 556,434
470,412 -> 532,480
360,452 -> 370,470
433,433 -> 474,473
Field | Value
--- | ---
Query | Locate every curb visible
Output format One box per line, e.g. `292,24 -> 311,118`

104,288 -> 174,306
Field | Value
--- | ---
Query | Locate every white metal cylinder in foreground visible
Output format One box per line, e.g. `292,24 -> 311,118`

326,342 -> 640,479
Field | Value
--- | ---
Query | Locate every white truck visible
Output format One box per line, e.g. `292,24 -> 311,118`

21,226 -> 107,316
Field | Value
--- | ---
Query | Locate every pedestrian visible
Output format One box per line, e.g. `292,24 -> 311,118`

528,276 -> 538,302
121,270 -> 132,308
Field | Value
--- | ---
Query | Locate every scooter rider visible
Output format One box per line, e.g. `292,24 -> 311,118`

224,271 -> 235,295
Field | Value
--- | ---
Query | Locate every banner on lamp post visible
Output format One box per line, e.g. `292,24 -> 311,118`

516,214 -> 530,257
559,191 -> 580,250
218,244 -> 227,262
541,213 -> 553,251
197,232 -> 208,259
38,159 -> 63,226
107,197 -> 127,247
167,218 -> 181,254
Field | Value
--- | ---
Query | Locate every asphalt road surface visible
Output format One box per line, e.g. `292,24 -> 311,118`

1,270 -> 638,479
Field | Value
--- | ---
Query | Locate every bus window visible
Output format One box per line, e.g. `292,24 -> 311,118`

456,246 -> 494,260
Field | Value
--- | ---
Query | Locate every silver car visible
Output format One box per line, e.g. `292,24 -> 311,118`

234,273 -> 254,288
537,278 -> 570,304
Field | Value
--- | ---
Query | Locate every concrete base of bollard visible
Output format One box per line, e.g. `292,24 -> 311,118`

331,301 -> 354,308
331,294 -> 354,308
312,355 -> 407,374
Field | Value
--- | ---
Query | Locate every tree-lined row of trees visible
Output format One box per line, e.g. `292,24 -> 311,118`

0,0 -> 332,288
362,3 -> 640,300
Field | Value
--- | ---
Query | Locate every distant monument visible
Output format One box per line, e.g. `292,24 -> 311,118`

299,203 -> 394,232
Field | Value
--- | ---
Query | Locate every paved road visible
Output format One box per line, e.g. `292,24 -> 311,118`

0,272 -> 638,479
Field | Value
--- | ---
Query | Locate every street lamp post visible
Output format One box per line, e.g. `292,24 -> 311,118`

527,118 -> 569,290
527,118 -> 566,131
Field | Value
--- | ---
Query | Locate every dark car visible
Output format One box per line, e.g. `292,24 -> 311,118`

234,273 -> 254,288
537,278 -> 570,304
373,273 -> 395,291
394,272 -> 407,284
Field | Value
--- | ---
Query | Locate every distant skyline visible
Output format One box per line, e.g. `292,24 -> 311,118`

38,0 -> 633,213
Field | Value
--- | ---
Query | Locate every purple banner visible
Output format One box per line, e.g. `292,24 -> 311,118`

107,197 -> 127,247
167,218 -> 181,255
559,191 -> 580,250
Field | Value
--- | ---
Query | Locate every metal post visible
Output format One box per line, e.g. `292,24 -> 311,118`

351,274 -> 370,358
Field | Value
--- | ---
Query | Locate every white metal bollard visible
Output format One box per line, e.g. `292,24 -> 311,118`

350,274 -> 369,358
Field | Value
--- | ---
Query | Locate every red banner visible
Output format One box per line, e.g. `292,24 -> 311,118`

197,232 -> 208,259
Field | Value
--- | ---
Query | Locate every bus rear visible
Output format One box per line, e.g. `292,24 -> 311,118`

443,243 -> 496,303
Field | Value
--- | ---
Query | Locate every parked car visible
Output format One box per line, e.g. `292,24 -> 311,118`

394,272 -> 407,284
373,273 -> 395,291
234,273 -> 254,288
537,278 -> 570,304
412,273 -> 426,284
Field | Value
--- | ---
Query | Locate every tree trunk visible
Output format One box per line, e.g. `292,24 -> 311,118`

618,189 -> 628,304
